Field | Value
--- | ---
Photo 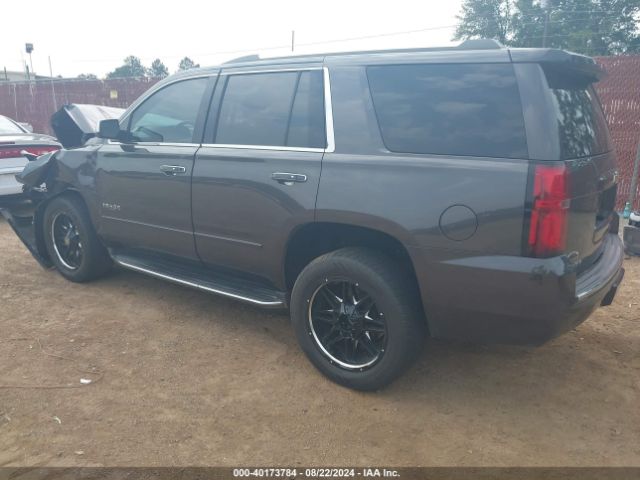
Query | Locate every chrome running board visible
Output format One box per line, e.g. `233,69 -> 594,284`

111,251 -> 286,308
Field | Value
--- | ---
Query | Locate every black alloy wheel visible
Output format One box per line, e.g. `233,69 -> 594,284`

308,280 -> 387,370
51,212 -> 84,270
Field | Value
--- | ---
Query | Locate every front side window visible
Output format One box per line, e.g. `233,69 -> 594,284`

367,63 -> 528,159
128,78 -> 208,143
215,70 -> 326,148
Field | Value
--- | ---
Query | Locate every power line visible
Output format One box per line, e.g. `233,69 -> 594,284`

67,11 -> 630,65
70,24 -> 460,64
296,24 -> 459,47
70,43 -> 292,63
45,8 -> 640,70
518,8 -> 638,16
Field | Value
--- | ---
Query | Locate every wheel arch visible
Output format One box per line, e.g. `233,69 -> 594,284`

283,222 -> 427,329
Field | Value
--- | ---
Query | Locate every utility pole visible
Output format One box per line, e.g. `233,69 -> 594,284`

25,43 -> 34,77
542,11 -> 550,47
48,56 -> 57,111
541,0 -> 551,47
291,30 -> 295,52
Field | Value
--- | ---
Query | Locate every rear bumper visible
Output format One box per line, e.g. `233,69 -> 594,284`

411,233 -> 625,345
0,167 -> 25,197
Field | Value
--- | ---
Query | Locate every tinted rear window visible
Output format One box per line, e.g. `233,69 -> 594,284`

215,70 -> 326,148
286,71 -> 326,148
545,68 -> 611,159
0,116 -> 25,134
367,64 -> 528,158
216,72 -> 298,146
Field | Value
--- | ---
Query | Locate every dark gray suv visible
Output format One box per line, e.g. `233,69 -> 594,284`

3,39 -> 625,390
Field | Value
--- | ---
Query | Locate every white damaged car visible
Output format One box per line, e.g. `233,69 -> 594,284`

0,115 -> 60,198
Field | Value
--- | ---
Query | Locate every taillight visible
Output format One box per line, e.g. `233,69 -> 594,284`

528,165 -> 570,257
0,145 -> 59,159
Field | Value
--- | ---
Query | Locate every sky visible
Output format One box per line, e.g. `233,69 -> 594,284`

1,0 -> 463,78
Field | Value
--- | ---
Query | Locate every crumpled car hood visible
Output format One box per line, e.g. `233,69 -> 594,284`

51,104 -> 124,149
15,150 -> 56,187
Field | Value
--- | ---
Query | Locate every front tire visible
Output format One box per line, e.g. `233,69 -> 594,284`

290,247 -> 425,391
43,194 -> 111,282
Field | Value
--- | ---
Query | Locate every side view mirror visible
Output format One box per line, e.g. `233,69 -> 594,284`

98,119 -> 122,140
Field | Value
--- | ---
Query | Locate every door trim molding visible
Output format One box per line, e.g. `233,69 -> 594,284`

102,215 -> 193,236
194,231 -> 263,248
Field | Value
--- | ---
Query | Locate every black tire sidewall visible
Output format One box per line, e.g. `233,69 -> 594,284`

43,196 -> 107,282
290,249 -> 423,391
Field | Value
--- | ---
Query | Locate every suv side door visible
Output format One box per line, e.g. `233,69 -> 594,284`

193,65 -> 332,284
95,75 -> 215,259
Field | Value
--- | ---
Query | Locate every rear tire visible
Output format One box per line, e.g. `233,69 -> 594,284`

290,247 -> 425,391
43,194 -> 111,282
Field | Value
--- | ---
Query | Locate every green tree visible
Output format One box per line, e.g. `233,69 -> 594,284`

454,0 -> 640,55
454,0 -> 513,44
178,57 -> 200,71
510,0 -> 547,48
107,56 -> 147,78
150,58 -> 169,78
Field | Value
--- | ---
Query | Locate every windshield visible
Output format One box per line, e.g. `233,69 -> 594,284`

0,116 -> 26,134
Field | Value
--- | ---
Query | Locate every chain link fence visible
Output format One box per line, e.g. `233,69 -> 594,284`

595,56 -> 640,210
0,77 -> 160,136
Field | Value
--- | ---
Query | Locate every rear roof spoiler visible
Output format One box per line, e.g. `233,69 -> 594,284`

509,48 -> 606,81
458,39 -> 503,50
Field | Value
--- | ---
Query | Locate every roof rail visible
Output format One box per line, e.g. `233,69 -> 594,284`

217,39 -> 504,68
224,54 -> 260,64
458,39 -> 503,50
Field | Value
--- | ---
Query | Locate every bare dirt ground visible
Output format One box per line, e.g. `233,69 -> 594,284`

0,217 -> 638,467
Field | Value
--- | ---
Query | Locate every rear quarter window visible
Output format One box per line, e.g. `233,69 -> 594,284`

544,68 -> 611,159
366,63 -> 528,159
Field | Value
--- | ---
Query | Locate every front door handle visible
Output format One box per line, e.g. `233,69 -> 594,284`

271,172 -> 307,185
160,165 -> 187,176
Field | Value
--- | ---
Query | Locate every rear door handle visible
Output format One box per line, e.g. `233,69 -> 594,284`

160,165 -> 187,176
271,172 -> 307,184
